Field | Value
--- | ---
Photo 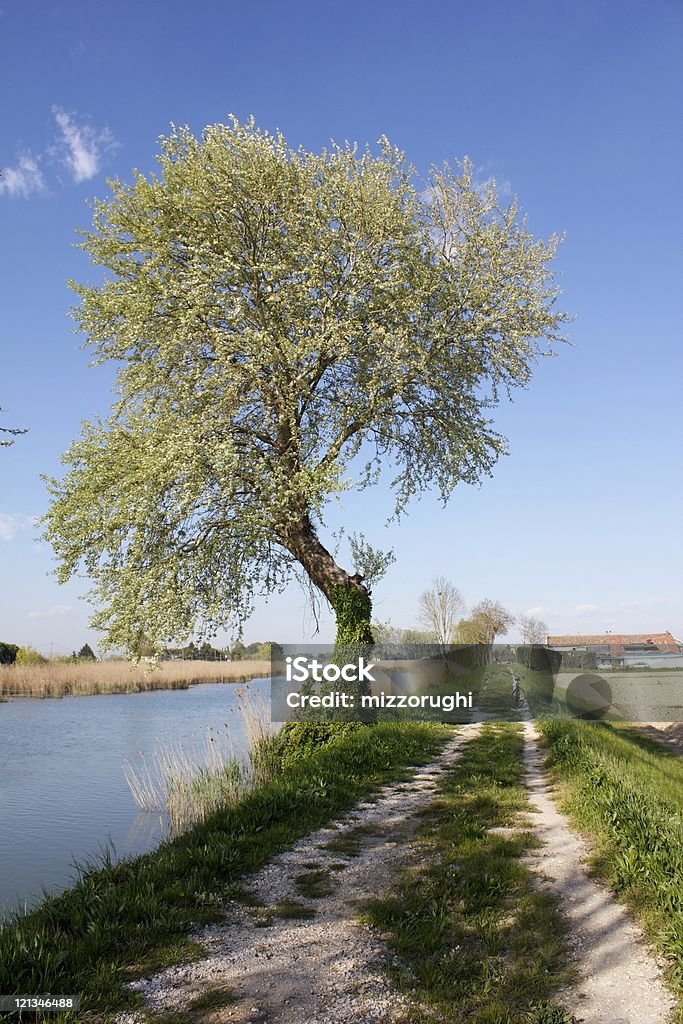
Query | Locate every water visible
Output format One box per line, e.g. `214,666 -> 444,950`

0,679 -> 271,920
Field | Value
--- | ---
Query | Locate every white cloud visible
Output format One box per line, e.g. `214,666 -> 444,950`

0,513 -> 33,541
51,106 -> 116,183
2,106 -> 116,200
574,603 -> 599,615
27,605 -> 74,620
525,606 -> 546,617
0,154 -> 45,198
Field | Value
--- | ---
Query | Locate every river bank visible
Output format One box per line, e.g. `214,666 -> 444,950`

0,721 -> 449,1016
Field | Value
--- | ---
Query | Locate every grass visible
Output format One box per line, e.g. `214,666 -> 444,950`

0,721 -> 450,1019
124,687 -> 280,831
187,986 -> 237,1011
294,867 -> 336,899
139,986 -> 238,1024
0,659 -> 270,699
322,822 -> 391,858
539,718 -> 683,1020
362,723 -> 575,1024
251,899 -> 317,926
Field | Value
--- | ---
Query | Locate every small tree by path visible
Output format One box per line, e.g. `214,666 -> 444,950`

43,118 -> 568,655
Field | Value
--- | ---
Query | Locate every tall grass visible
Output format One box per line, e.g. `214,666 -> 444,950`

0,659 -> 270,699
124,687 -> 280,830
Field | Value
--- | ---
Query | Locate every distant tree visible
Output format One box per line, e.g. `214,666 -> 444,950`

77,643 -> 97,661
0,408 -> 27,448
518,614 -> 548,646
0,641 -> 19,665
469,599 -> 515,645
454,617 -> 484,644
418,576 -> 465,653
230,640 -> 246,661
254,641 -> 284,660
15,646 -> 48,665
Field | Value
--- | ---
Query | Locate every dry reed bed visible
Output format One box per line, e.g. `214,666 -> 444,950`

0,659 -> 271,699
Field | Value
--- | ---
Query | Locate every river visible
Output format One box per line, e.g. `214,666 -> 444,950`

0,678 -> 271,920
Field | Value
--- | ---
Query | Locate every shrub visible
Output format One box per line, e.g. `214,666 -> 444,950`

273,721 -> 366,769
15,646 -> 48,665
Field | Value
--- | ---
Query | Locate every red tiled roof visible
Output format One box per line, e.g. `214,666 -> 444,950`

547,632 -> 681,655
547,632 -> 677,647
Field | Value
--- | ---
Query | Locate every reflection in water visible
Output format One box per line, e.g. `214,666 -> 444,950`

123,811 -> 168,853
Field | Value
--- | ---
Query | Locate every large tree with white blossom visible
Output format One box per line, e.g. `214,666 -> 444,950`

44,117 -> 567,654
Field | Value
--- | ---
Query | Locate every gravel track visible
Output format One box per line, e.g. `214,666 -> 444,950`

116,726 -> 480,1024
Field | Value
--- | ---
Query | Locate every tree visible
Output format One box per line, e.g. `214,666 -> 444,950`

0,641 -> 19,665
518,613 -> 548,646
43,117 -> 567,655
77,643 -> 97,660
454,617 -> 484,644
468,599 -> 515,645
417,576 -> 465,652
230,640 -> 246,661
0,408 -> 27,448
15,646 -> 47,665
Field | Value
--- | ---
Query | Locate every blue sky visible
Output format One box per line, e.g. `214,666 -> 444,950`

1,0 -> 681,654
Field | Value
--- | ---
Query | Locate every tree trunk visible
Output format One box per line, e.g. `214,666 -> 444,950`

280,513 -> 374,647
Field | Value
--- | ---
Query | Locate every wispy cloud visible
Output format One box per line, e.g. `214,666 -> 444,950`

1,107 -> 117,199
0,154 -> 45,198
27,605 -> 74,620
0,513 -> 33,541
51,106 -> 115,183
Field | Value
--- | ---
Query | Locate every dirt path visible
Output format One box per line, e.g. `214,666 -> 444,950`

522,721 -> 676,1024
116,726 -> 480,1024
116,722 -> 678,1024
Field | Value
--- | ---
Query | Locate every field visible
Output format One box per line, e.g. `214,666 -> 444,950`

0,659 -> 270,699
553,669 -> 683,722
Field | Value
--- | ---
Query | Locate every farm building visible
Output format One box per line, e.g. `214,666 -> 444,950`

546,632 -> 683,669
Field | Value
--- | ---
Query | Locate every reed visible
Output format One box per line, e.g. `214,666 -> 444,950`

0,659 -> 270,699
123,686 -> 280,830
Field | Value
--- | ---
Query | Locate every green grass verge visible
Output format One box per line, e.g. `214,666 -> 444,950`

539,719 -> 683,1020
0,722 -> 449,1018
363,723 -> 575,1023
